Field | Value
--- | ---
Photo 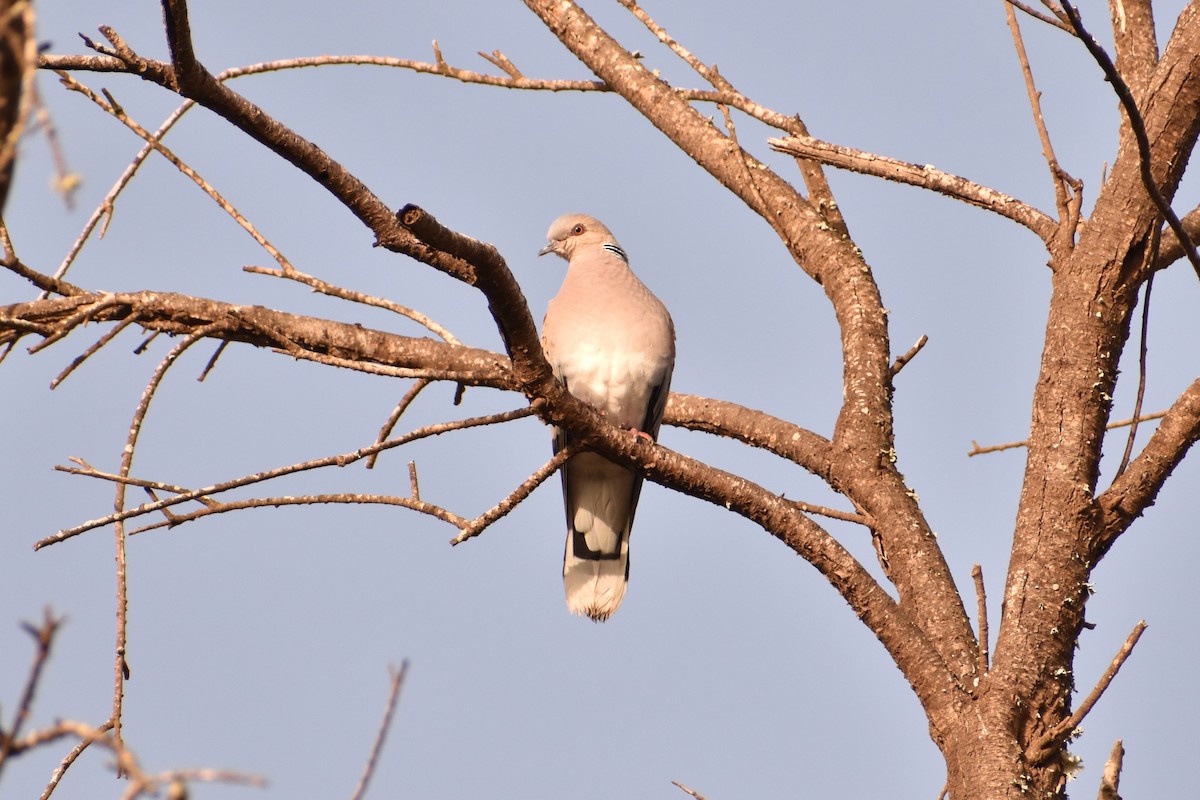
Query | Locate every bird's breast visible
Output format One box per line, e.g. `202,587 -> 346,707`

553,343 -> 669,428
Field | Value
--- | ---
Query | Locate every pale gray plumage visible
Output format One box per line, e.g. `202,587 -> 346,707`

539,213 -> 675,621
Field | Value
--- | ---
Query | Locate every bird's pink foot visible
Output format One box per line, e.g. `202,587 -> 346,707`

627,428 -> 654,443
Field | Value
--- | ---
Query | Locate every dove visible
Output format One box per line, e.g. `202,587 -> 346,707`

539,213 -> 675,621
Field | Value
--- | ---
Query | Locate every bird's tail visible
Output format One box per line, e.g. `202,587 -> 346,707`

563,529 -> 629,622
561,454 -> 636,621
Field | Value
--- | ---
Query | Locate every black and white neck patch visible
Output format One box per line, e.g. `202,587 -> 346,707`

601,242 -> 628,263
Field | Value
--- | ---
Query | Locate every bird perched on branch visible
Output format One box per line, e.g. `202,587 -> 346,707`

539,213 -> 675,621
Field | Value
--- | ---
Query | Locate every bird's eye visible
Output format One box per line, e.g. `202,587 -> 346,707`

571,224 -> 585,236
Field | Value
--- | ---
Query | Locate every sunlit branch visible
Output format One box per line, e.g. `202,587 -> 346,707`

35,407 -> 535,549
243,264 -> 461,344
769,135 -> 1057,242
890,335 -> 928,377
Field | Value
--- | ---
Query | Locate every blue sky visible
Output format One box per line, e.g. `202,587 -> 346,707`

3,2 -> 1198,798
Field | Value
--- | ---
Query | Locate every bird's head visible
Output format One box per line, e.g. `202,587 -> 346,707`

538,213 -> 618,260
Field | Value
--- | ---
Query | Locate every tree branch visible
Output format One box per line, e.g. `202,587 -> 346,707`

0,291 -> 512,387
768,134 -> 1058,243
890,335 -> 929,378
970,565 -> 989,674
1096,377 -> 1200,554
0,611 -> 61,778
967,410 -> 1167,457
451,446 -> 577,545
1097,740 -> 1124,800
1006,1 -> 1075,34
127,493 -> 469,535
35,407 -> 533,549
1107,0 -> 1158,101
1061,1 -> 1200,281
1025,621 -> 1146,763
1154,204 -> 1200,270
1005,2 -> 1083,254
349,662 -> 409,800
664,394 -> 833,476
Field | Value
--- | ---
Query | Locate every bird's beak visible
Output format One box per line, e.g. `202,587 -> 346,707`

538,241 -> 557,257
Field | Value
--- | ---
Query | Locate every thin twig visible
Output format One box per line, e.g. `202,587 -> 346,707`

244,265 -> 461,344
616,0 -> 857,207
52,49 -> 399,288
716,102 -> 790,247
127,492 -> 468,535
618,0 -> 732,91
38,720 -> 114,800
672,781 -> 709,800
50,314 -> 141,389
0,611 -> 61,777
56,459 -> 218,507
36,407 -> 535,549
890,334 -> 928,377
451,446 -> 577,545
54,72 -> 296,273
107,322 -> 227,751
1005,2 -> 1083,249
270,344 -> 484,382
349,662 -> 409,800
27,294 -> 124,354
618,0 -> 847,238
477,50 -> 523,79
18,718 -> 265,799
970,564 -> 989,673
1026,621 -> 1147,762
1097,740 -> 1124,800
1060,1 -> 1200,281
197,339 -> 228,382
967,410 -> 1167,456
132,329 -> 160,354
0,215 -> 15,259
786,115 -> 850,238
788,500 -> 870,527
407,461 -> 420,500
49,101 -> 193,291
1116,240 -> 1156,477
1007,0 -> 1076,34
2,253 -> 84,300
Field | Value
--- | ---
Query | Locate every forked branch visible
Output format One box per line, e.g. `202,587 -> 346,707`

36,407 -> 535,549
1061,1 -> 1200,281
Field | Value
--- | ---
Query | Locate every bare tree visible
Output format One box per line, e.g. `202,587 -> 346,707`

3,1 -> 1199,798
